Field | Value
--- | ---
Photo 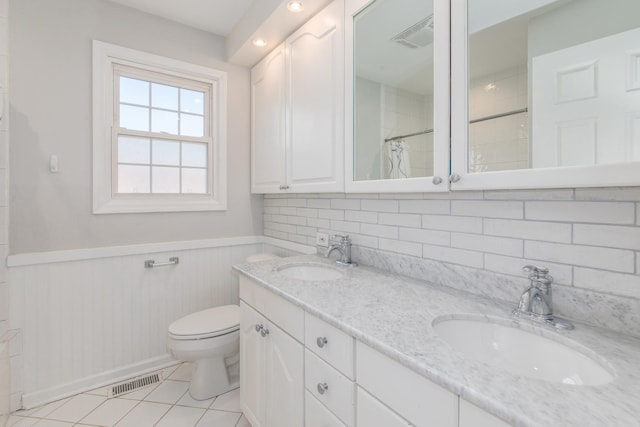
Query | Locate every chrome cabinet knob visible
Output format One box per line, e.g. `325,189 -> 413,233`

316,336 -> 328,348
317,382 -> 328,394
260,326 -> 269,337
432,176 -> 443,185
449,173 -> 461,183
255,324 -> 262,333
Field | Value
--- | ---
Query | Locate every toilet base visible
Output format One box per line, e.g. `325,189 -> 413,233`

188,355 -> 239,400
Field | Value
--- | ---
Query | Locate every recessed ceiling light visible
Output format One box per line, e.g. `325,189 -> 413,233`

252,38 -> 267,47
287,1 -> 304,12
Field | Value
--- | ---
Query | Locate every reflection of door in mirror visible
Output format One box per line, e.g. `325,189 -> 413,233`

354,0 -> 435,181
467,0 -> 640,174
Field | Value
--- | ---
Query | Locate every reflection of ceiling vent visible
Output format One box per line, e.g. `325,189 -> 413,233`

392,15 -> 434,49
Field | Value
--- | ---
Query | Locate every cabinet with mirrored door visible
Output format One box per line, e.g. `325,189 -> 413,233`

346,0 -> 640,192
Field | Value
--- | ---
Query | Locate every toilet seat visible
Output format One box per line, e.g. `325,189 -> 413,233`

168,305 -> 239,340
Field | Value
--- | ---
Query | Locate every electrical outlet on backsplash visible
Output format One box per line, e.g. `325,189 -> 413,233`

263,189 -> 640,339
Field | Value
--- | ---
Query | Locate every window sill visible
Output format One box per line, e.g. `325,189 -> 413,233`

93,194 -> 226,214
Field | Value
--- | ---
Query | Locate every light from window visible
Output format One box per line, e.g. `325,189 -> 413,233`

114,69 -> 210,195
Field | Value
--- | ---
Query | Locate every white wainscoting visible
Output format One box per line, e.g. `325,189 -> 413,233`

0,338 -> 9,425
8,236 -> 314,409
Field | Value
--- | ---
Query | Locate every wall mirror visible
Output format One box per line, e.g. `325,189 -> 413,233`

451,0 -> 640,189
345,0 -> 450,192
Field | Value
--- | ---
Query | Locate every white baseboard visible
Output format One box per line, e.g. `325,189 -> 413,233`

21,354 -> 177,410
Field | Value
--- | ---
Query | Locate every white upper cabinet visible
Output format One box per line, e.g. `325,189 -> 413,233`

251,45 -> 287,193
450,0 -> 640,190
251,0 -> 344,194
345,0 -> 451,192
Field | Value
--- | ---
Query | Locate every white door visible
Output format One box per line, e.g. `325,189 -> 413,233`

356,387 -> 411,427
239,302 -> 266,427
287,0 -> 345,192
264,321 -> 304,427
532,27 -> 640,168
251,44 -> 287,193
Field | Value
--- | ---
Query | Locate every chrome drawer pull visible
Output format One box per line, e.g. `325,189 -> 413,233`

317,336 -> 328,348
317,382 -> 328,394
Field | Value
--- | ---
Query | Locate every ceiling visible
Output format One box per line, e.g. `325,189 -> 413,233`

107,0 -> 254,36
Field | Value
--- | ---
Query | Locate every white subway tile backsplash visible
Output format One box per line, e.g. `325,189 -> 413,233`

348,233 -> 379,249
360,223 -> 398,239
279,206 -> 298,215
296,208 -> 319,218
575,187 -> 640,201
288,216 -> 307,226
526,201 -> 635,224
574,224 -> 640,251
378,213 -> 421,228
296,226 -> 317,237
399,200 -> 450,215
483,189 -> 574,201
331,198 -> 361,210
484,219 -> 572,243
287,199 -> 307,207
379,238 -> 422,257
361,199 -> 399,213
451,233 -> 523,257
574,267 -> 640,298
330,220 -> 360,234
451,200 -> 523,219
345,210 -> 378,224
307,199 -> 331,209
307,217 -> 331,229
422,244 -> 484,268
525,241 -> 635,273
398,228 -> 450,246
421,214 -> 483,233
318,209 -> 345,220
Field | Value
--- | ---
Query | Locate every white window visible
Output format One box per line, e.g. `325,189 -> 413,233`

92,41 -> 227,213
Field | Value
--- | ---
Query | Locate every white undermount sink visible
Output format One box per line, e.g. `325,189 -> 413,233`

276,263 -> 344,281
432,316 -> 615,386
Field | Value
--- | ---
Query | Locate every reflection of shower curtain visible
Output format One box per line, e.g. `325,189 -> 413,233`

386,140 -> 411,178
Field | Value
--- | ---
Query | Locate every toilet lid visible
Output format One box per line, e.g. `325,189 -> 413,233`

168,305 -> 239,340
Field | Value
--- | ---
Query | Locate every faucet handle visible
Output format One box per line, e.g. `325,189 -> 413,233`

331,234 -> 351,244
523,265 -> 549,276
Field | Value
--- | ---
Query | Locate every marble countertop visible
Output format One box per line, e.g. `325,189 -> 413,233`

233,254 -> 640,427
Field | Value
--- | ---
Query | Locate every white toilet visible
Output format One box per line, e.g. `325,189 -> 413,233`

166,252 -> 280,400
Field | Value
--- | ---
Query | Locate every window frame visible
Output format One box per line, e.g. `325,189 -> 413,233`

92,40 -> 227,213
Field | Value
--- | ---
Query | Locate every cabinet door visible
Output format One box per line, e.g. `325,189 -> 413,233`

459,399 -> 511,427
265,321 -> 304,427
356,387 -> 411,427
287,0 -> 344,192
240,302 -> 267,427
251,44 -> 287,193
306,391 -> 347,427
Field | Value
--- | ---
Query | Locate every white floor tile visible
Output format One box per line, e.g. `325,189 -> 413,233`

235,415 -> 251,427
176,391 -> 214,409
32,420 -> 74,427
161,363 -> 181,380
144,380 -> 189,405
167,363 -> 192,382
209,389 -> 241,413
45,394 -> 106,423
7,416 -> 38,427
195,409 -> 240,427
114,401 -> 171,427
16,398 -> 70,418
79,398 -> 138,426
155,405 -> 206,427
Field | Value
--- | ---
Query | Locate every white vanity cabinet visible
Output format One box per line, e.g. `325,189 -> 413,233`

239,278 -> 304,427
458,399 -> 511,427
251,0 -> 344,194
356,341 -> 458,427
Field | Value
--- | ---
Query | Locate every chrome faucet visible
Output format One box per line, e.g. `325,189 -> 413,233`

512,265 -> 573,329
325,234 -> 356,266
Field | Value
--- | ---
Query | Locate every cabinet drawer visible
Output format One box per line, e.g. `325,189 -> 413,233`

305,350 -> 355,427
459,399 -> 511,427
356,342 -> 458,427
305,313 -> 355,379
239,275 -> 304,341
356,387 -> 411,427
305,391 -> 347,427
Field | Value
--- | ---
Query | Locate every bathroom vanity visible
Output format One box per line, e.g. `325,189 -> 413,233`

235,255 -> 640,427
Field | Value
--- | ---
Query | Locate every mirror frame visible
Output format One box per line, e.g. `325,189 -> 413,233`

344,0 -> 451,193
450,0 -> 640,190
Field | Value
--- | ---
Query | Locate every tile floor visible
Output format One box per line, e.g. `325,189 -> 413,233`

7,363 -> 249,427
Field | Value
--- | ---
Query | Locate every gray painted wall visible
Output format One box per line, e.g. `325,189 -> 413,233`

9,0 -> 263,254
